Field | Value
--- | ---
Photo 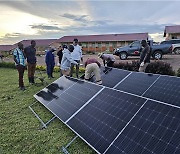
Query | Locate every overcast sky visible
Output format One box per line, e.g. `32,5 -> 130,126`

0,0 -> 180,45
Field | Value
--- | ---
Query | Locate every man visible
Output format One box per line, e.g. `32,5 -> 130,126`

45,48 -> 56,78
84,58 -> 102,85
61,45 -> 78,76
24,40 -> 36,84
13,42 -> 26,90
70,38 -> 83,78
139,40 -> 151,72
98,53 -> 115,67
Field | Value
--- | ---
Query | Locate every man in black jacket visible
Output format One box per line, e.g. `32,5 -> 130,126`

139,40 -> 151,72
24,40 -> 36,84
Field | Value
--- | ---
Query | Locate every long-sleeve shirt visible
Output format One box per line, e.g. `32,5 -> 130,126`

85,58 -> 101,67
13,48 -> 26,66
71,44 -> 82,60
61,49 -> 78,70
45,50 -> 55,66
24,45 -> 36,64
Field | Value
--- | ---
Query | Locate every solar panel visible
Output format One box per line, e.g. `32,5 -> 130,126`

100,67 -> 131,88
67,88 -> 146,153
115,72 -> 160,95
105,100 -> 180,154
34,76 -> 102,122
143,75 -> 180,107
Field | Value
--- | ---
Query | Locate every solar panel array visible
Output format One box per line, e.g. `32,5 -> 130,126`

34,68 -> 180,154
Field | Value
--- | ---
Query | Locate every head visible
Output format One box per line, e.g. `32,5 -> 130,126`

31,40 -> 36,48
63,44 -> 68,49
141,40 -> 147,47
73,38 -> 78,46
68,45 -> 74,52
58,45 -> 62,50
18,42 -> 23,50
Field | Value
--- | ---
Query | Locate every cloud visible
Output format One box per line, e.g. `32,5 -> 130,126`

30,24 -> 62,31
60,13 -> 89,23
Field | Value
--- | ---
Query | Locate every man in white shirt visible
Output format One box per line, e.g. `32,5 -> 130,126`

70,38 -> 83,78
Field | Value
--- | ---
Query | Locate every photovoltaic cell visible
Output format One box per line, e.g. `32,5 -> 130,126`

105,100 -> 180,154
34,76 -> 102,122
116,72 -> 160,95
67,88 -> 146,153
101,68 -> 130,88
143,75 -> 180,107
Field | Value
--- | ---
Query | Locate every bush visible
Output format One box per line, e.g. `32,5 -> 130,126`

113,60 -> 175,76
177,68 -> 180,77
146,61 -> 175,76
0,62 -> 16,69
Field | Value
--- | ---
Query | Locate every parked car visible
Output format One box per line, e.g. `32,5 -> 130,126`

160,39 -> 180,54
114,40 -> 172,60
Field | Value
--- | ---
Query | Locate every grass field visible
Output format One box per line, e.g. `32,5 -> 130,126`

0,68 -> 95,154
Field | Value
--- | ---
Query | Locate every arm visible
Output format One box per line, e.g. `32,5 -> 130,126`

96,61 -> 101,67
65,53 -> 78,65
103,59 -> 106,66
80,46 -> 83,61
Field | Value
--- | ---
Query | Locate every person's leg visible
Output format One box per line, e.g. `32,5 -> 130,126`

27,63 -> 32,83
75,60 -> 80,78
107,61 -> 114,67
47,64 -> 51,78
51,65 -> 54,78
93,64 -> 102,85
84,64 -> 92,81
31,63 -> 36,83
17,65 -> 25,90
139,63 -> 149,72
70,63 -> 74,77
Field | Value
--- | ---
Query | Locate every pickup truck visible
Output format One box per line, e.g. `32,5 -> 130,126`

114,40 -> 172,60
172,44 -> 180,54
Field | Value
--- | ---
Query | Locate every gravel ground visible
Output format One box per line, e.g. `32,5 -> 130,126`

2,54 -> 180,71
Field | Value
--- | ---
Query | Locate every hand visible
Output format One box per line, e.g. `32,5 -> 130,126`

140,62 -> 145,67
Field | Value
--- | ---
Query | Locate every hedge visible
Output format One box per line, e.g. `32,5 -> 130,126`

0,62 -> 85,73
113,60 -> 175,76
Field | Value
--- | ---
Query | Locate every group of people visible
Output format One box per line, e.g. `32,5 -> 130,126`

13,38 -> 150,90
13,40 -> 37,90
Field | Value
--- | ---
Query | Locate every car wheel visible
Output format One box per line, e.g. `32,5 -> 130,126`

119,52 -> 127,60
173,48 -> 180,54
153,51 -> 162,60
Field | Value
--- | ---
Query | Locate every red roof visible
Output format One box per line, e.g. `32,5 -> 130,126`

14,39 -> 57,47
0,45 -> 14,51
56,33 -> 148,43
164,25 -> 180,37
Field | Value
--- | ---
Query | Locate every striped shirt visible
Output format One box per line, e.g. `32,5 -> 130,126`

13,48 -> 26,66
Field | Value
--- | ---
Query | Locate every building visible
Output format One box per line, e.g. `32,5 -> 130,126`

164,25 -> 180,40
0,45 -> 15,55
14,39 -> 57,54
54,33 -> 148,53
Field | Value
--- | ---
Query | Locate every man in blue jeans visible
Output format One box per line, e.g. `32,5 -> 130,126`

45,48 -> 56,79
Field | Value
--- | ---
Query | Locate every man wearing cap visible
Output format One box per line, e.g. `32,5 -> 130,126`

98,53 -> 115,67
45,47 -> 56,78
70,38 -> 83,78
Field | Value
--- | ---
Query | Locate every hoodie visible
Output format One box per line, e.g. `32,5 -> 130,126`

61,49 -> 78,70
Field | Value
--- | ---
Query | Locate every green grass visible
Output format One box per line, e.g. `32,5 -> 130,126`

0,68 -> 94,154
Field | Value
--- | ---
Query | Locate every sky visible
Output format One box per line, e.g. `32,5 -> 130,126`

0,0 -> 180,45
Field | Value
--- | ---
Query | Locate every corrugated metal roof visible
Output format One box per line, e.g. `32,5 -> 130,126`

0,45 -> 15,51
56,33 -> 148,43
164,25 -> 180,37
14,39 -> 57,47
